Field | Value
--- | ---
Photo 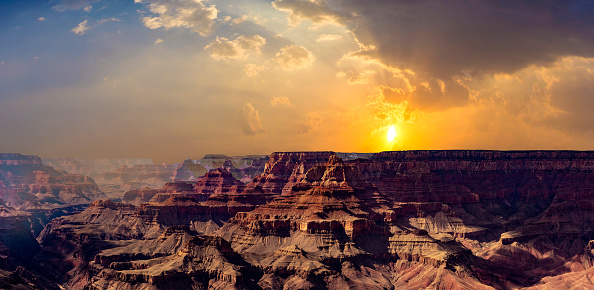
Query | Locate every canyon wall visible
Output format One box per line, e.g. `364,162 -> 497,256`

15,151 -> 594,288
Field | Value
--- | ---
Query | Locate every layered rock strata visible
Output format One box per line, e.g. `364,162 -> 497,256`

28,150 -> 594,289
1,154 -> 104,210
173,155 -> 268,183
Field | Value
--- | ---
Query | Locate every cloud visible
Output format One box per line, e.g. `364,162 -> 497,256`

275,0 -> 594,79
233,15 -> 248,24
204,35 -> 266,61
316,34 -> 342,42
38,17 -> 46,22
270,96 -> 292,106
135,0 -> 218,36
272,0 -> 349,26
275,45 -> 315,70
97,18 -> 120,24
378,77 -> 470,111
244,64 -> 267,77
71,20 -> 90,35
238,103 -> 267,135
53,0 -> 97,12
297,112 -> 321,134
501,57 -> 594,134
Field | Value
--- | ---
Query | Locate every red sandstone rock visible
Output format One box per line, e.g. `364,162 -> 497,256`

245,151 -> 335,194
1,154 -> 105,210
27,150 -> 594,289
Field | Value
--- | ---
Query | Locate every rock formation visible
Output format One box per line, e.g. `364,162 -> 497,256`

173,154 -> 268,183
12,150 -> 594,289
244,151 -> 336,194
93,163 -> 177,197
1,153 -> 104,210
42,158 -> 175,198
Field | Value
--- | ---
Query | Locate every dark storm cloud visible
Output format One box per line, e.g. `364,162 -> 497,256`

278,0 -> 594,77
350,0 -> 594,77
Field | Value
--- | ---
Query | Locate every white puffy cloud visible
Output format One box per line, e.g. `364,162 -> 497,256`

238,103 -> 267,135
275,45 -> 315,70
204,35 -> 266,61
270,96 -> 292,107
71,20 -> 90,35
135,0 -> 218,36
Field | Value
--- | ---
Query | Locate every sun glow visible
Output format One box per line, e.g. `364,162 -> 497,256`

387,125 -> 397,142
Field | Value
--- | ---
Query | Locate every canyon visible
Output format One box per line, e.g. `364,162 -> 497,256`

43,154 -> 268,198
1,150 -> 594,289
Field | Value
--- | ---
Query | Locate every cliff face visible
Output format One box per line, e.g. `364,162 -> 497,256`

42,158 -> 171,198
352,151 -> 594,232
0,153 -> 106,284
31,151 -> 594,289
0,154 -> 43,166
93,164 -> 177,197
245,151 -> 336,194
1,154 -> 105,210
173,154 -> 268,183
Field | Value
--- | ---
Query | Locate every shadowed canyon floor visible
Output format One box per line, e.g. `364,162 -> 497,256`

2,151 -> 594,289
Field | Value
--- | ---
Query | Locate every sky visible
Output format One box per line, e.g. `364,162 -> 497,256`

1,0 -> 594,163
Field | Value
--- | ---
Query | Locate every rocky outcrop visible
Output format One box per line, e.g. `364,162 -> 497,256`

27,150 -> 594,288
245,151 -> 335,194
173,155 -> 267,183
42,158 -> 175,198
87,234 -> 260,289
349,151 -> 594,234
94,164 -> 176,197
0,153 -> 43,166
0,215 -> 40,265
194,168 -> 245,195
1,154 -> 105,210
123,169 -> 246,205
218,155 -> 485,288
173,159 -> 208,181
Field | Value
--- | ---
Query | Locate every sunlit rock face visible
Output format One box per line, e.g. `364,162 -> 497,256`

244,151 -> 336,194
23,151 -> 594,288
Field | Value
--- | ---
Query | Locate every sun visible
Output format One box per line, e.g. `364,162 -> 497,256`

387,125 -> 397,142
